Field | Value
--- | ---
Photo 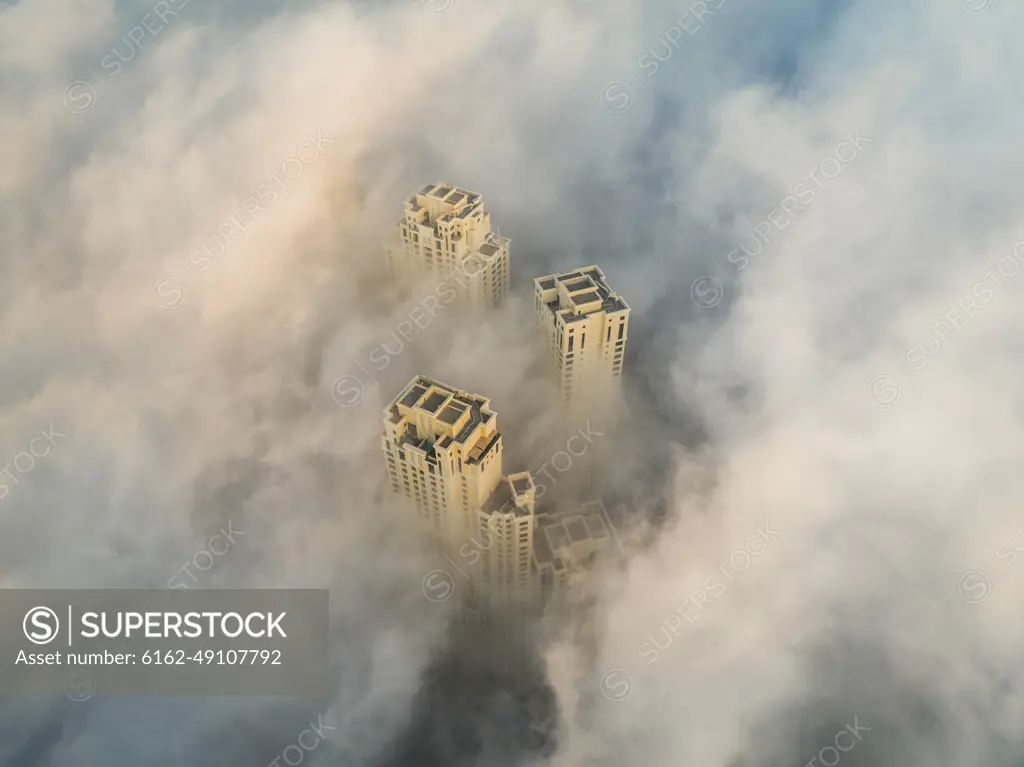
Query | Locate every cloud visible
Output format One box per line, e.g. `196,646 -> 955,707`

1,0 -> 1022,764
549,3 -> 1024,767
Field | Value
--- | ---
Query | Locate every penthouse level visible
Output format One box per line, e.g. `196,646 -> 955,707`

382,375 -> 505,541
389,183 -> 511,310
534,265 -> 630,404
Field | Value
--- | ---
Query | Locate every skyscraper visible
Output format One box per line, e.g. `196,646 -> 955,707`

382,375 -> 505,547
533,499 -> 621,648
383,375 -> 537,614
533,499 -> 621,605
383,375 -> 621,619
478,472 -> 539,613
533,265 -> 630,408
389,184 -> 511,309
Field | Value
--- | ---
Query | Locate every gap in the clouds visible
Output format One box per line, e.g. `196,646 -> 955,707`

374,625 -> 559,767
731,0 -> 859,98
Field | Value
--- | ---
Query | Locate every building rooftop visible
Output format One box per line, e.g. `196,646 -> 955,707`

400,384 -> 428,409
512,476 -> 532,495
420,390 -> 448,414
571,290 -> 600,305
532,500 -> 621,568
454,403 -> 483,443
535,265 -> 629,322
438,404 -> 465,425
566,516 -> 590,543
403,184 -> 488,228
466,431 -> 500,465
386,375 -> 497,454
482,477 -> 531,517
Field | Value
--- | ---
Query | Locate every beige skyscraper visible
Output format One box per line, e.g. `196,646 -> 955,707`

533,499 -> 622,650
389,184 -> 511,309
383,375 -> 622,619
534,266 -> 630,408
533,500 -> 621,604
478,471 -> 539,612
382,376 -> 534,612
382,375 -> 505,545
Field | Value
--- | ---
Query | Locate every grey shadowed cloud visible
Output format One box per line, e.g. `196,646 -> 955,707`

0,0 -> 1022,765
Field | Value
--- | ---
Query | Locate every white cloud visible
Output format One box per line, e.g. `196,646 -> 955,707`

2,0 -> 1023,764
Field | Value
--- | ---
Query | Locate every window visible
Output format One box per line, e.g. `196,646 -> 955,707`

568,336 -> 574,353
618,323 -> 624,340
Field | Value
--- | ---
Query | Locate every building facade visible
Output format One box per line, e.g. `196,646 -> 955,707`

382,375 -> 536,614
534,266 -> 629,408
389,184 -> 510,310
533,499 -> 621,606
383,375 -> 621,620
382,375 -> 505,547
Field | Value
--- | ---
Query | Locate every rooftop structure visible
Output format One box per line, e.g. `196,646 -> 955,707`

388,184 -> 511,310
383,375 -> 504,545
383,375 -> 621,619
534,265 -> 630,407
533,500 -> 623,602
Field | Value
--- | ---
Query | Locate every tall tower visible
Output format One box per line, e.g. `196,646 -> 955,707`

382,376 -> 622,624
532,499 -> 624,658
532,500 -> 621,605
382,375 -> 538,617
389,184 -> 510,309
479,471 -> 539,613
534,266 -> 630,409
382,375 -> 505,546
